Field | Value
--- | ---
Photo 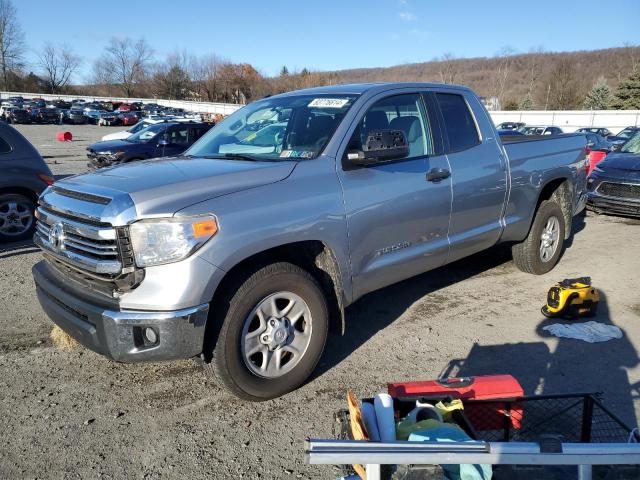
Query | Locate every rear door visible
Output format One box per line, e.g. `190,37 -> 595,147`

161,125 -> 191,156
433,91 -> 508,262
337,92 -> 453,299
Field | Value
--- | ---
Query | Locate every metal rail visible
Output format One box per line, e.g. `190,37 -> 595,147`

306,439 -> 640,480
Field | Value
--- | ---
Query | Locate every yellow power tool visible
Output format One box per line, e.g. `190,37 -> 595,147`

541,277 -> 599,319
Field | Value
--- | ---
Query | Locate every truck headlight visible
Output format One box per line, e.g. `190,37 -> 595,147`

129,215 -> 218,267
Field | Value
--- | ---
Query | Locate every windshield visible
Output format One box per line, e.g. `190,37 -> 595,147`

126,123 -> 167,143
621,133 -> 640,154
187,94 -> 358,160
128,121 -> 148,134
617,128 -> 637,138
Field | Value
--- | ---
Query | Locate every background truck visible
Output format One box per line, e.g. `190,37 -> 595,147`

32,83 -> 587,400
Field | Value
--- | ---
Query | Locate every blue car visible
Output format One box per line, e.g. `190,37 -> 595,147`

86,121 -> 212,170
587,133 -> 640,217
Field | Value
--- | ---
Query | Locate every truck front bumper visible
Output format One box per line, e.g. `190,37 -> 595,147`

33,261 -> 209,362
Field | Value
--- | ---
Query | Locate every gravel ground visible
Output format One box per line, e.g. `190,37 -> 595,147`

1,124 -> 640,479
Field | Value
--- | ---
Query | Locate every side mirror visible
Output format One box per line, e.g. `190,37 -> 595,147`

346,129 -> 409,166
158,139 -> 169,147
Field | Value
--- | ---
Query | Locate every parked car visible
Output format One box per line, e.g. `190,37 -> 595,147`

64,108 -> 87,124
587,133 -> 640,217
97,111 -> 120,126
8,108 -> 32,124
584,133 -> 612,174
86,121 -> 212,169
118,111 -> 140,126
0,122 -> 54,241
52,100 -> 71,110
497,129 -> 525,138
607,126 -> 640,151
102,115 -> 199,141
84,109 -> 105,124
496,122 -> 525,131
33,83 -> 587,400
7,96 -> 23,105
520,125 -> 564,135
34,107 -> 60,124
576,127 -> 612,137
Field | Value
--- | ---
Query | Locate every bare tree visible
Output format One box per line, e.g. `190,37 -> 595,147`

437,53 -> 458,84
0,0 -> 24,90
93,37 -> 153,97
493,46 -> 515,106
36,43 -> 81,93
547,59 -> 581,110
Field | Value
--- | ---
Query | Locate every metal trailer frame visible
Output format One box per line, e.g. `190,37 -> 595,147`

305,438 -> 640,480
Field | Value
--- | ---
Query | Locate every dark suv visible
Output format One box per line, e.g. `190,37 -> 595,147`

86,121 -> 213,170
0,122 -> 54,241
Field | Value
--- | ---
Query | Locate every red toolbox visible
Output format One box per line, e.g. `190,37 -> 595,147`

388,375 -> 524,431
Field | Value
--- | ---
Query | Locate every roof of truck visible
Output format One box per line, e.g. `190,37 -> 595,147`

274,82 -> 472,97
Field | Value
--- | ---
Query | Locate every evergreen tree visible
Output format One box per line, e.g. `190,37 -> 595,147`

583,77 -> 612,110
280,65 -> 289,77
519,93 -> 534,110
300,67 -> 310,76
612,67 -> 640,109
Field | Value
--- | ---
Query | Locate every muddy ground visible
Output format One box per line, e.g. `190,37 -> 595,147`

1,124 -> 639,479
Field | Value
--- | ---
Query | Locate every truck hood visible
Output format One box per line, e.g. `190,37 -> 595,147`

58,156 -> 297,217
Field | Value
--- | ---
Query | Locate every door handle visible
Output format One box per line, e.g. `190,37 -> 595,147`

427,168 -> 451,182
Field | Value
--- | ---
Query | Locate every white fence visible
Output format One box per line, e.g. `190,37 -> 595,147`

489,110 -> 640,134
0,91 -> 242,116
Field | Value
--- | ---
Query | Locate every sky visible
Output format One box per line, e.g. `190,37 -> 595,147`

16,0 -> 640,82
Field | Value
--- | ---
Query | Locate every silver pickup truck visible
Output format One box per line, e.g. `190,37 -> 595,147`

32,83 -> 587,400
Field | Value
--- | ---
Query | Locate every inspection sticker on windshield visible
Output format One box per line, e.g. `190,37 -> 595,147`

308,98 -> 349,108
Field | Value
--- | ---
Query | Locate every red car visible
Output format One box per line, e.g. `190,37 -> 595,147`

118,111 -> 139,126
585,133 -> 612,174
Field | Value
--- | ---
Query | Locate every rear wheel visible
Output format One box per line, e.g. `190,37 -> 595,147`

512,200 -> 566,275
205,262 -> 328,401
0,193 -> 36,242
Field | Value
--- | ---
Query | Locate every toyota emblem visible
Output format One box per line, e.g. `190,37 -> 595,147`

48,222 -> 65,251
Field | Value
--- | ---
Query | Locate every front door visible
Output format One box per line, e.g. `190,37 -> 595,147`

337,92 -> 453,300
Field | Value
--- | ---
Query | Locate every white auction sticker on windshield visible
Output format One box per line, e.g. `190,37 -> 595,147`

308,98 -> 349,108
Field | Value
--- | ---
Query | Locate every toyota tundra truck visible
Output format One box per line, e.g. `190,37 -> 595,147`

32,83 -> 587,400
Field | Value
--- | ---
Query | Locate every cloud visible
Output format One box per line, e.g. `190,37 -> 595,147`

399,11 -> 416,21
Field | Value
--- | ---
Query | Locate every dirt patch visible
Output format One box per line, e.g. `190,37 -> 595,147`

50,325 -> 79,351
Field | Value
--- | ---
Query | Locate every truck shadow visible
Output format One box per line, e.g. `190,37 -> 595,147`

439,291 -> 639,431
312,243 -> 514,380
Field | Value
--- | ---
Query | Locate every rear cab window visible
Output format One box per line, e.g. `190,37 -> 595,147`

435,93 -> 480,152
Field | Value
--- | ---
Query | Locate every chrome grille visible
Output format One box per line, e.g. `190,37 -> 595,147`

34,206 -> 122,278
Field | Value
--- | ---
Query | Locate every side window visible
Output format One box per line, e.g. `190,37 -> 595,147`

349,93 -> 432,159
165,127 -> 189,145
189,127 -> 208,143
0,135 -> 11,154
435,93 -> 480,152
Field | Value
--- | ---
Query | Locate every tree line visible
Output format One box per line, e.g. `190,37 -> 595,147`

0,0 -> 638,109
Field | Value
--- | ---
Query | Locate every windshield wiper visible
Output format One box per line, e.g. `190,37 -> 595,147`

201,153 -> 260,161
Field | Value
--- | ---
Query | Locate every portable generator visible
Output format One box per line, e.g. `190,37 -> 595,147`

541,277 -> 599,318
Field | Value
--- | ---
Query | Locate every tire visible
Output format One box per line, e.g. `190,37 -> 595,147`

512,200 -> 566,275
205,262 -> 329,401
0,193 -> 37,242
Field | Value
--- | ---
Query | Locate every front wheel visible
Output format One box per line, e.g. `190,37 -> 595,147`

205,262 -> 328,401
512,200 -> 566,275
0,193 -> 36,242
